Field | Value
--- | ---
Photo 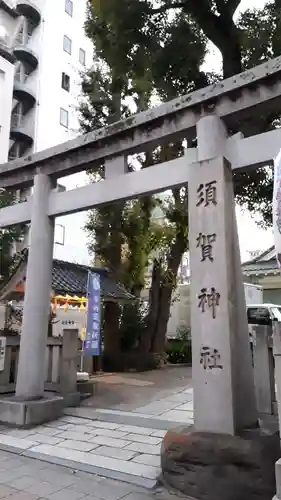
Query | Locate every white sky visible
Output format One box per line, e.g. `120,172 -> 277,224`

201,0 -> 274,262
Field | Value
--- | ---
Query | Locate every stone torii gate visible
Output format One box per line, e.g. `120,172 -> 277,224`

1,59 -> 281,442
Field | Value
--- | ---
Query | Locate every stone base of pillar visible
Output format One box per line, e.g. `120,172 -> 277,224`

0,395 -> 63,428
160,426 -> 280,500
274,459 -> 281,500
63,392 -> 81,408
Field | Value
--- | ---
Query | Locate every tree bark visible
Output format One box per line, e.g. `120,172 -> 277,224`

139,260 -> 162,352
150,236 -> 185,353
103,301 -> 120,354
153,0 -> 243,78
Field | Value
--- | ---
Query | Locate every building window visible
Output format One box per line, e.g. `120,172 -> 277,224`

79,48 -> 86,65
65,0 -> 73,16
60,107 -> 69,128
63,35 -> 72,54
61,72 -> 70,92
55,224 -> 65,245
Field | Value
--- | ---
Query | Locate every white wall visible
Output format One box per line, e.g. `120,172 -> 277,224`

0,55 -> 14,162
33,0 -> 93,265
35,0 -> 93,150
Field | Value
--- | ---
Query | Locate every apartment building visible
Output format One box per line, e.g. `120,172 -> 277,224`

0,29 -> 14,162
0,0 -> 93,264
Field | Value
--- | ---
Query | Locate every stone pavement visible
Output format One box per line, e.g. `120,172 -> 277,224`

0,388 -> 194,489
0,449 -> 178,500
84,366 -> 192,412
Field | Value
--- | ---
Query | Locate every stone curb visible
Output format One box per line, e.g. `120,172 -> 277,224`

64,408 -> 190,430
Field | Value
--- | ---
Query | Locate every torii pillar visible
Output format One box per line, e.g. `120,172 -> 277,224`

190,114 -> 257,434
1,173 -> 64,426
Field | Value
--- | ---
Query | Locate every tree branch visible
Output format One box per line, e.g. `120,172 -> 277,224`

227,0 -> 241,17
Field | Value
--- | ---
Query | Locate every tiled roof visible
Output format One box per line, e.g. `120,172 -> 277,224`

0,250 -> 134,302
52,259 -> 133,300
242,246 -> 278,275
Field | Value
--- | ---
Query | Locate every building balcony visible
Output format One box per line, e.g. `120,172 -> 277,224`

13,44 -> 38,70
16,1 -> 41,28
0,41 -> 16,64
0,1 -> 18,18
10,112 -> 34,148
13,78 -> 36,114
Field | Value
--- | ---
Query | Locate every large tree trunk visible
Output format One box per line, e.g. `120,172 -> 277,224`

103,301 -> 120,354
139,260 -> 162,352
181,0 -> 242,78
142,224 -> 187,354
150,238 -> 185,353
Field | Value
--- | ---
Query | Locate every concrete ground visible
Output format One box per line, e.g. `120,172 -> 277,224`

0,449 -> 177,500
84,365 -> 192,411
0,366 -> 193,492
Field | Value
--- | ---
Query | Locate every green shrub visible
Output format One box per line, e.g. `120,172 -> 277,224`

166,340 -> 192,364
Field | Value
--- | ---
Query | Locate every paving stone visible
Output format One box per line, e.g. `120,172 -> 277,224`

86,421 -> 120,430
57,440 -> 99,452
89,446 -> 136,461
1,457 -> 27,469
158,410 -> 193,422
124,442 -> 161,456
0,435 -> 38,451
164,392 -> 193,403
27,434 -> 64,446
45,422 -> 77,431
60,417 -> 91,425
94,409 -> 153,419
151,430 -> 167,438
26,480 -> 63,497
44,419 -> 67,427
0,485 -> 19,498
72,479 -> 105,496
34,426 -> 63,436
82,496 -> 107,500
33,468 -> 79,487
46,487 -> 86,500
118,426 -> 157,436
28,444 -> 159,479
132,454 -> 161,467
133,401 -> 178,416
0,452 -> 13,462
0,469 -> 27,484
85,481 -> 139,500
55,431 -> 93,442
121,494 -> 156,500
90,435 -> 130,448
124,434 -> 161,445
4,430 -> 35,439
7,492 -> 39,500
3,475 -> 38,490
175,403 -> 193,411
89,429 -> 128,440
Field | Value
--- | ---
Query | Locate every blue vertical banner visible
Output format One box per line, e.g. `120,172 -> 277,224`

84,272 -> 101,356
